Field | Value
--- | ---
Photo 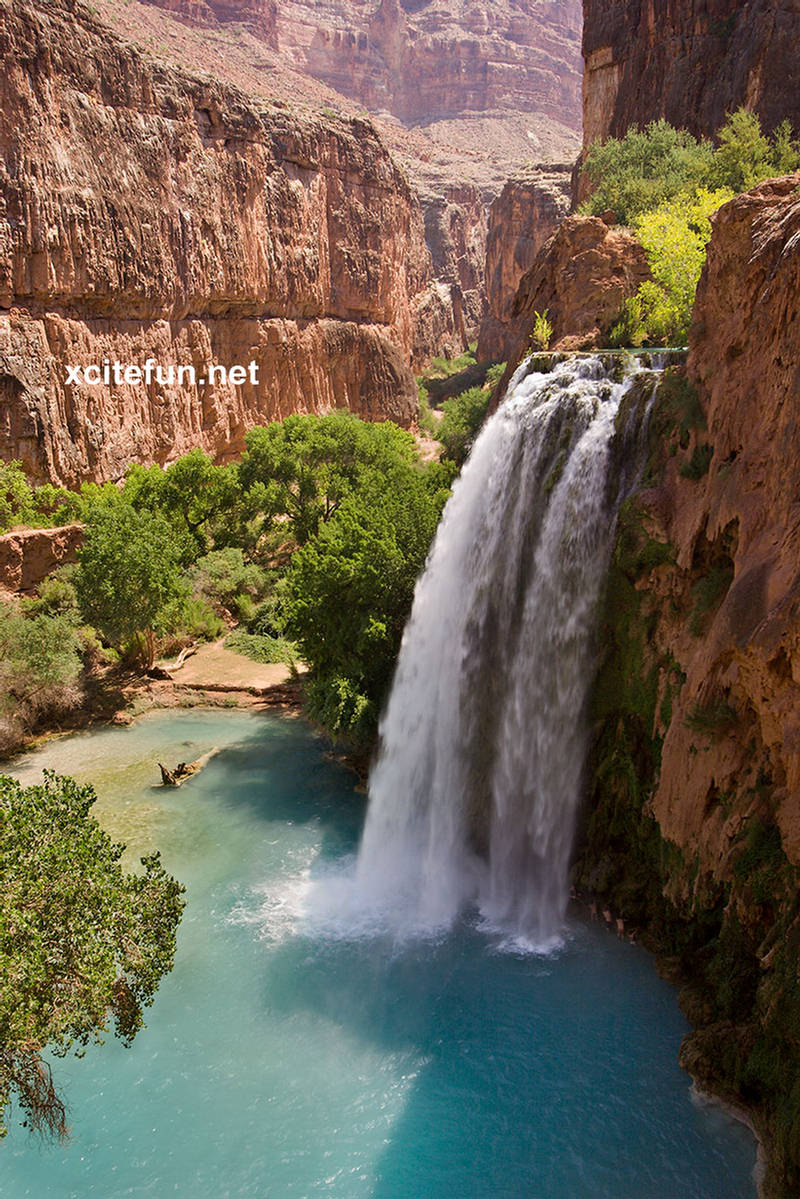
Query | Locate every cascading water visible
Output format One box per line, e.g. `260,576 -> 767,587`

355,353 -> 660,946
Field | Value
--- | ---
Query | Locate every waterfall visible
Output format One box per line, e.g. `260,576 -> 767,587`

351,354 -> 659,947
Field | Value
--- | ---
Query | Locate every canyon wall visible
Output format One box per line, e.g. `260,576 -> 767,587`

0,0 -> 447,486
0,524 -> 83,594
270,0 -> 583,131
582,0 -> 800,149
577,175 -> 800,1197
146,0 -> 277,45
488,214 -> 649,389
477,169 -> 573,363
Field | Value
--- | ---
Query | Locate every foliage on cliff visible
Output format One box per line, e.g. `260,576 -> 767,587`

0,771 -> 184,1140
581,111 -> 800,226
583,111 -> 800,346
610,188 -> 733,345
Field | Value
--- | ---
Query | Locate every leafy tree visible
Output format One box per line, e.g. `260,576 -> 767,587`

0,462 -> 83,533
772,119 -> 800,175
0,461 -> 37,532
283,466 -> 450,744
238,412 -> 418,550
582,110 -> 800,227
612,187 -> 733,345
0,601 -> 84,747
122,450 -> 239,551
0,771 -> 184,1140
710,108 -> 776,191
436,386 -> 491,467
581,120 -> 714,224
74,507 -> 192,668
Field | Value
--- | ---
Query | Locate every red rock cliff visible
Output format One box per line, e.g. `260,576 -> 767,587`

477,169 -> 572,363
272,0 -> 583,131
0,0 -> 439,485
578,176 -> 800,1196
582,0 -> 800,149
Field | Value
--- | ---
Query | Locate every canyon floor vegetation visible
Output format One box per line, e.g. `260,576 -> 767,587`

0,409 -> 464,755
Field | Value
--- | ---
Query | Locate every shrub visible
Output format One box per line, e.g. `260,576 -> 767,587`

190,548 -> 271,617
225,630 -> 297,665
580,119 -> 714,225
688,560 -> 734,635
631,187 -> 733,345
684,695 -> 738,736
437,386 -> 491,467
530,310 -> 553,351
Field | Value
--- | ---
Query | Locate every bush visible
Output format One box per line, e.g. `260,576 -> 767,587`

190,548 -> 271,618
0,601 -> 84,745
680,443 -> 714,480
684,696 -> 738,737
582,110 -> 800,228
437,386 -> 491,467
688,560 -> 734,635
225,630 -> 297,665
530,310 -> 553,351
581,119 -> 715,225
630,187 -> 733,345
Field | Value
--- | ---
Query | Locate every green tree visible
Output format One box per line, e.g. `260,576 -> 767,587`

0,602 -> 83,746
122,450 -> 239,550
710,108 -> 775,191
238,412 -> 418,551
0,461 -> 37,532
436,386 -> 491,468
74,507 -> 192,667
283,466 -> 449,744
580,120 -> 714,224
616,187 -> 734,345
0,771 -> 184,1140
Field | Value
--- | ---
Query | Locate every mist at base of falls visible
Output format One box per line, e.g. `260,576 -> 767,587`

349,354 -> 661,947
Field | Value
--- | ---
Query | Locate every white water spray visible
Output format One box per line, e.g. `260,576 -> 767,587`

351,354 -> 658,946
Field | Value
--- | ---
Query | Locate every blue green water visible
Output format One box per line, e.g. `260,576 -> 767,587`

4,710 -> 757,1198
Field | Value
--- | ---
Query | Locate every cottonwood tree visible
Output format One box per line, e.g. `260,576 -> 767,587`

0,772 -> 184,1139
75,506 -> 191,668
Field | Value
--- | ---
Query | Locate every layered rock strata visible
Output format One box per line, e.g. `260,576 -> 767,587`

0,0 -> 445,485
577,175 -> 800,1198
269,0 -> 583,131
582,0 -> 800,149
0,524 -> 84,594
493,215 -> 650,387
477,169 -> 572,363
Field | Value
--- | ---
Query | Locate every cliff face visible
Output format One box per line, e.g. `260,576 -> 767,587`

0,0 -> 442,485
477,170 -> 572,363
147,0 -> 277,45
0,525 -> 83,594
495,215 -> 649,375
272,0 -> 582,131
577,176 -> 800,1197
422,184 -> 487,340
582,0 -> 800,148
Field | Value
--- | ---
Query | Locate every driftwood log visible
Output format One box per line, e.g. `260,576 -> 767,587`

157,747 -> 219,787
